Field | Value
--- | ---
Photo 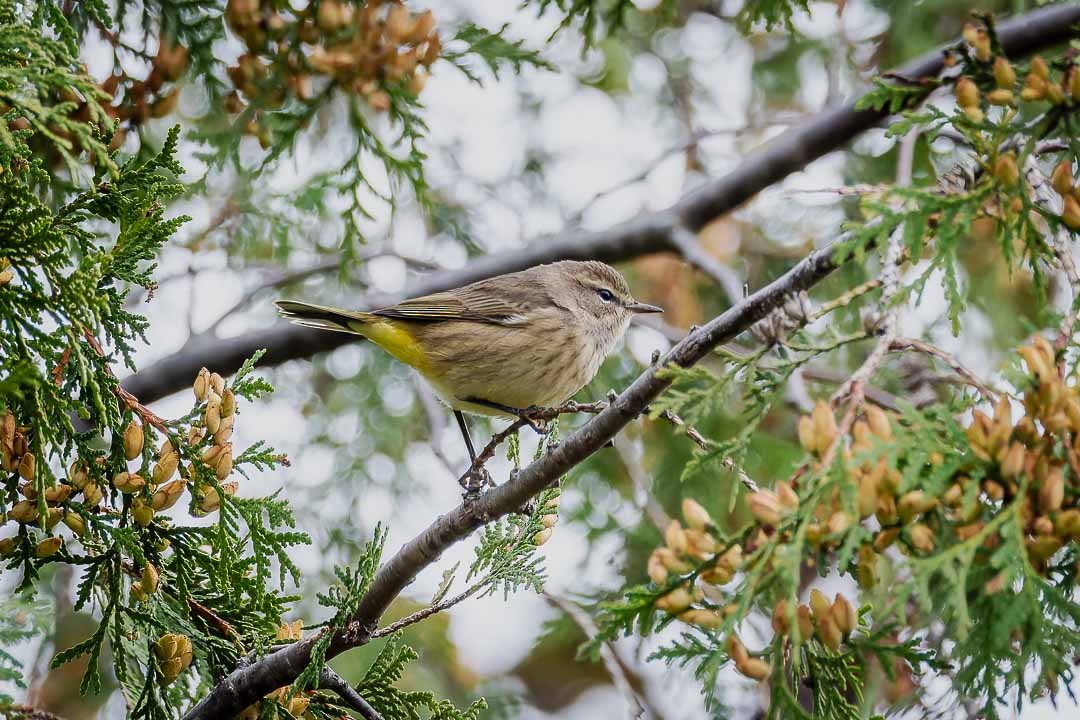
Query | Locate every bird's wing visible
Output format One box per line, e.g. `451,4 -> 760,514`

372,285 -> 532,325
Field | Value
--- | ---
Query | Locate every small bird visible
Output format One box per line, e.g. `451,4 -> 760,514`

276,260 -> 662,469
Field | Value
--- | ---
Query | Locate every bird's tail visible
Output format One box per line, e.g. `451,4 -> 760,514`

275,300 -> 374,334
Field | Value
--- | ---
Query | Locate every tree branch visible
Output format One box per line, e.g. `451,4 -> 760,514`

124,3 -> 1080,407
889,337 -> 999,403
82,328 -> 168,432
669,224 -> 744,304
543,592 -> 663,720
656,409 -> 758,492
0,706 -> 68,720
369,576 -> 487,640
819,128 -> 918,469
456,400 -> 607,486
180,236 -> 842,720
317,666 -> 383,720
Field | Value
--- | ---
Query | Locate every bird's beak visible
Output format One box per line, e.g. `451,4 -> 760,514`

627,300 -> 664,314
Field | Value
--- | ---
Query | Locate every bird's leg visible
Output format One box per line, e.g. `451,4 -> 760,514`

455,410 -> 478,463
454,411 -> 490,496
461,397 -> 552,435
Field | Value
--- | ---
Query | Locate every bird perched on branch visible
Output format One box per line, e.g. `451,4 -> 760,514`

276,260 -> 662,477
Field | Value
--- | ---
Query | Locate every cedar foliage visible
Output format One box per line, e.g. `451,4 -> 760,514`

597,14 -> 1080,720
0,0 -> 552,717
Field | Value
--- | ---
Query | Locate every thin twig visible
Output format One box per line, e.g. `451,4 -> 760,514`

127,202 -> 239,311
370,581 -> 487,640
889,337 -> 998,402
612,434 -> 671,532
81,328 -> 168,432
198,251 -> 441,339
457,418 -> 527,487
800,366 -> 900,412
785,183 -> 890,197
317,667 -> 383,720
670,225 -> 743,304
189,598 -> 243,645
544,592 -> 663,720
808,278 -> 882,322
567,117 -> 810,227
0,706 -> 67,720
120,560 -> 243,645
821,129 -> 918,468
520,400 -> 608,420
198,260 -> 342,338
456,401 -> 607,486
369,504 -> 570,639
657,409 -> 758,492
185,200 -> 239,251
656,409 -> 709,451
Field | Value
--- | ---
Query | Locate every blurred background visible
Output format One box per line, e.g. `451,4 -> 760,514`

5,0 -> 1077,717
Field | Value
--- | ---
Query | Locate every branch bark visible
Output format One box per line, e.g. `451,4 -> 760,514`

125,3 -> 1080,407
0,706 -> 68,720
317,667 -> 383,720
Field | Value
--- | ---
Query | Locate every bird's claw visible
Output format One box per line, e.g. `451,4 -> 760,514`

521,417 -> 548,435
459,464 -> 493,500
518,405 -> 554,435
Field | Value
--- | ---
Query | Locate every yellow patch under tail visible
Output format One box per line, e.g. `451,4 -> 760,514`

348,318 -> 432,374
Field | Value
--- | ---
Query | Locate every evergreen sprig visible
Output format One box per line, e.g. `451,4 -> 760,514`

0,594 -> 51,706
443,23 -> 555,82
353,637 -> 487,720
0,6 -> 302,715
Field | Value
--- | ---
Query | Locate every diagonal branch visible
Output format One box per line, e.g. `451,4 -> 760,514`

657,409 -> 758,492
180,237 -> 841,720
543,592 -> 664,720
669,224 -> 744,305
124,3 -> 1080,407
889,337 -> 999,402
317,667 -> 383,720
0,706 -> 68,720
82,328 -> 168,433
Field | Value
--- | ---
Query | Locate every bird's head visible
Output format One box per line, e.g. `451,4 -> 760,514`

549,260 -> 663,341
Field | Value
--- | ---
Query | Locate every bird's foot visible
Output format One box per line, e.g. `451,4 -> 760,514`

518,405 -> 557,435
521,416 -> 548,435
459,464 -> 493,501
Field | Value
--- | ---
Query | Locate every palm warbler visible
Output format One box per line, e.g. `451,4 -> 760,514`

276,260 -> 661,462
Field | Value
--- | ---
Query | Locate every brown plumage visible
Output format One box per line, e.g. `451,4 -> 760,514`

276,260 -> 662,418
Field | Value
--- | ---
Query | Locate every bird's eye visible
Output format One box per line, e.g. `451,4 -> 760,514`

597,288 -> 615,303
